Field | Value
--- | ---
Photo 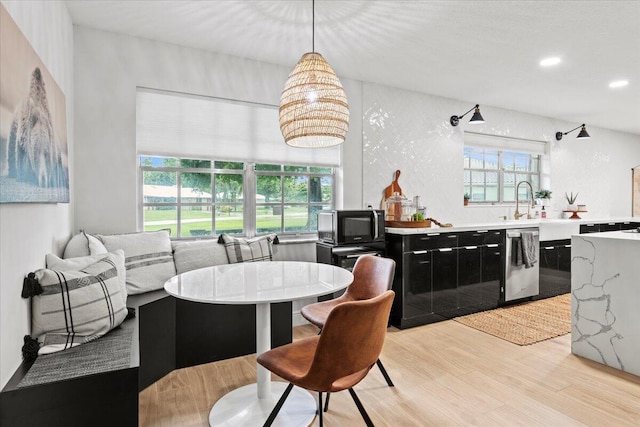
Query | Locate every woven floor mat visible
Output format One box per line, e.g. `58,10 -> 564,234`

454,293 -> 571,346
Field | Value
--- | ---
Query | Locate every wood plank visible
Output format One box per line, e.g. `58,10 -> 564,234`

140,320 -> 640,426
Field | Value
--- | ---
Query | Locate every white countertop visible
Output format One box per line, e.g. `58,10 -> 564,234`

574,230 -> 640,241
385,217 -> 638,235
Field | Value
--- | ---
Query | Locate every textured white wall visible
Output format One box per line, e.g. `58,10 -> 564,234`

73,26 -> 362,233
0,0 -> 74,389
362,82 -> 640,224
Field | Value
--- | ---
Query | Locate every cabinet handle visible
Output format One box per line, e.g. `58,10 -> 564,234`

418,261 -> 430,264
476,230 -> 488,233
412,250 -> 428,255
439,248 -> 453,252
564,245 -> 572,248
447,235 -> 457,239
486,244 -> 499,248
543,247 -> 554,250
608,223 -> 615,225
426,233 -> 440,237
464,246 -> 478,250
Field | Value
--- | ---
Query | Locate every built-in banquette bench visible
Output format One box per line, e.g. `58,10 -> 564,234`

0,233 -> 293,427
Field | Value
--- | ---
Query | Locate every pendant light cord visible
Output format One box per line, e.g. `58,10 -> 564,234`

312,0 -> 315,52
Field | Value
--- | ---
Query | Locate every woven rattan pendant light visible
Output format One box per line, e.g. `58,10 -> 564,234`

279,0 -> 349,148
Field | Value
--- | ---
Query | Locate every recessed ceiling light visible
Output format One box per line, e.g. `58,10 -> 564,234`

540,57 -> 561,67
609,80 -> 629,88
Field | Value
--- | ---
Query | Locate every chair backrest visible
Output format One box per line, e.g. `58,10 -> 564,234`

344,255 -> 396,301
301,290 -> 395,391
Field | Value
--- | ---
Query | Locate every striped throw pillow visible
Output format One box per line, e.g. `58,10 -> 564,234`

220,234 -> 277,264
30,253 -> 127,355
97,230 -> 176,295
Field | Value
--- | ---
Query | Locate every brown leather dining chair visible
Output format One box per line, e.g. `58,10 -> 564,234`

301,255 -> 396,390
257,290 -> 395,427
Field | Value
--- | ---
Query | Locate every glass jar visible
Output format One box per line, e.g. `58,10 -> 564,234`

385,192 -> 404,221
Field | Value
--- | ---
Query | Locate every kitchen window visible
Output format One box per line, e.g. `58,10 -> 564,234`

139,156 -> 334,238
464,147 -> 540,204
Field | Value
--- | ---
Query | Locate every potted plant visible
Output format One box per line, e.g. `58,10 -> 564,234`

565,192 -> 579,211
535,189 -> 552,206
464,193 -> 470,206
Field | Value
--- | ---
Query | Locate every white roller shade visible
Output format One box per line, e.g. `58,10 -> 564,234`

136,89 -> 341,166
464,131 -> 547,155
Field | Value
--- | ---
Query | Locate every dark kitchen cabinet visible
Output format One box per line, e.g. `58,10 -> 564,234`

403,251 -> 433,320
432,248 -> 459,318
387,229 -> 504,329
537,239 -> 571,299
481,244 -> 503,308
457,246 -> 482,315
580,221 -> 640,234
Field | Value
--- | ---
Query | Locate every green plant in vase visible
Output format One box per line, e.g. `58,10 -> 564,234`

535,189 -> 552,206
565,192 -> 578,210
464,193 -> 470,206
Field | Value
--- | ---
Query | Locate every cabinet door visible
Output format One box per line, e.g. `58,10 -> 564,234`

539,244 -> 558,270
403,251 -> 433,319
580,224 -> 601,234
457,246 -> 482,311
432,248 -> 458,317
481,244 -> 502,310
601,222 -> 620,232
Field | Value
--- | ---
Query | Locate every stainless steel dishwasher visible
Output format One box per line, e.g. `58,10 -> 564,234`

504,228 -> 540,302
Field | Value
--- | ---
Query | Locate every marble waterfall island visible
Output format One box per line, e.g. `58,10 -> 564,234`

571,231 -> 640,377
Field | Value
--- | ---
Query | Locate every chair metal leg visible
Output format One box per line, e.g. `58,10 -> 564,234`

263,383 -> 294,427
317,392 -> 324,427
348,388 -> 375,427
376,359 -> 394,387
323,392 -> 330,412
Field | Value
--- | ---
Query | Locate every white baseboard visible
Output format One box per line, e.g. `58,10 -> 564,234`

292,311 -> 310,327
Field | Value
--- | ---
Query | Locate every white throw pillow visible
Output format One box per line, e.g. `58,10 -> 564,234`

172,240 -> 229,274
96,230 -> 176,295
220,234 -> 277,264
29,253 -> 128,355
62,231 -> 108,258
46,250 -> 127,306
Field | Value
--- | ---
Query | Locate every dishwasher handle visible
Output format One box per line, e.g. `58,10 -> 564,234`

507,231 -> 539,238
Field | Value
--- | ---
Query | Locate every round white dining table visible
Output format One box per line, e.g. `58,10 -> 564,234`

164,261 -> 354,427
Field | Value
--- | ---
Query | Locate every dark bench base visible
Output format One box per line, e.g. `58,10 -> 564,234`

0,319 -> 139,427
131,290 -> 292,390
1,290 -> 294,427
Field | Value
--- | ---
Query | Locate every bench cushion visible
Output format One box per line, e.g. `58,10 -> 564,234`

16,319 -> 136,388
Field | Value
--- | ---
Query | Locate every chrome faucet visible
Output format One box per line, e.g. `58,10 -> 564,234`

514,181 -> 535,220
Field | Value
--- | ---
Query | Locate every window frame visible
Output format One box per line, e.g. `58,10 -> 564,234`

139,155 -> 335,239
464,146 -> 541,205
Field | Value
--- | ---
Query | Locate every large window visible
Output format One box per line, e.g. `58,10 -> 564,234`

464,147 -> 540,203
254,164 -> 333,234
140,156 -> 333,238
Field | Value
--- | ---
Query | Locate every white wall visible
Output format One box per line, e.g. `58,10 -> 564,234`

362,82 -> 640,224
0,0 -> 74,389
73,26 -> 363,234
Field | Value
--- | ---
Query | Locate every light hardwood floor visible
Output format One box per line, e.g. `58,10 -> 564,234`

139,321 -> 640,426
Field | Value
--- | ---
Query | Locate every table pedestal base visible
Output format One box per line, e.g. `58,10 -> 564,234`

208,382 -> 316,427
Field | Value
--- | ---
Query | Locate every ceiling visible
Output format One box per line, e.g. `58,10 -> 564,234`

65,0 -> 640,136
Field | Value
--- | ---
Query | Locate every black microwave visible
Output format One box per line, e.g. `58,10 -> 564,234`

317,210 -> 385,245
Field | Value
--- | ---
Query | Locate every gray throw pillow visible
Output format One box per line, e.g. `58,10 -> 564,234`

30,253 -> 127,355
172,240 -> 229,274
97,230 -> 176,295
46,250 -> 127,306
220,234 -> 277,264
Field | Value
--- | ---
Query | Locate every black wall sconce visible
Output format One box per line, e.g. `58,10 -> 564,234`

450,104 -> 484,126
556,124 -> 590,141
